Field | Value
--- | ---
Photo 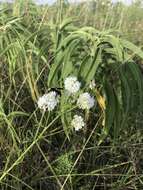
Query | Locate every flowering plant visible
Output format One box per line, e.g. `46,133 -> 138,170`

38,76 -> 96,136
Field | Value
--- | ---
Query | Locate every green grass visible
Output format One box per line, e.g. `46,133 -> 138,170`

0,0 -> 143,189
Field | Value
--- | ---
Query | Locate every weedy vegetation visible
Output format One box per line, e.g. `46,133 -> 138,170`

0,0 -> 143,189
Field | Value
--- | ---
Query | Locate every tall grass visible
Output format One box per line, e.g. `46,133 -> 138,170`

0,0 -> 143,189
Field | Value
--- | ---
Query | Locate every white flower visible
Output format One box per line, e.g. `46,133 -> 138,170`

64,76 -> 81,94
71,115 -> 85,131
89,80 -> 96,90
77,92 -> 95,110
37,91 -> 58,111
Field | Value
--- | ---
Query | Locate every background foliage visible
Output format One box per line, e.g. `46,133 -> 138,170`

0,0 -> 143,189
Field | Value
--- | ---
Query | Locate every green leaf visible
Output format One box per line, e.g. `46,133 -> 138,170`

121,39 -> 143,60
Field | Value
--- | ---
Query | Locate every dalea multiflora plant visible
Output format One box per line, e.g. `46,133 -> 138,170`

38,76 -> 95,134
36,19 -> 143,140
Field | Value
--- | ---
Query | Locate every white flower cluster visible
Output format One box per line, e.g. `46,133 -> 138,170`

37,76 -> 96,132
64,76 -> 81,94
37,91 -> 58,111
71,115 -> 85,131
64,76 -> 95,130
77,92 -> 95,110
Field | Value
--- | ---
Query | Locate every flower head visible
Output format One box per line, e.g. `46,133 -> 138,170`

77,92 -> 95,110
71,115 -> 85,131
37,91 -> 58,111
64,76 -> 81,94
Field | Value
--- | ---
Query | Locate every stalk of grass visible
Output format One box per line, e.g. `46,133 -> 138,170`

0,106 -> 76,183
60,115 -> 102,190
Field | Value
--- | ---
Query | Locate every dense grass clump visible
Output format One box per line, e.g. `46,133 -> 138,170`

0,0 -> 143,189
